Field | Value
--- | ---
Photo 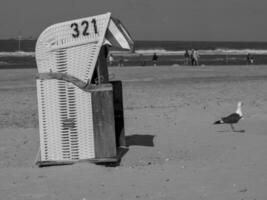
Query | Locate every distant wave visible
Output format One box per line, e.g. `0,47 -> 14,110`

135,48 -> 267,55
201,48 -> 267,55
135,49 -> 184,55
0,61 -> 10,65
0,51 -> 35,57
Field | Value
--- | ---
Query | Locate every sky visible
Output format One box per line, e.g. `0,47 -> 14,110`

1,0 -> 267,41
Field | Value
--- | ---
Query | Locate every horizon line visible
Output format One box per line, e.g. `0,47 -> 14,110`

1,38 -> 267,43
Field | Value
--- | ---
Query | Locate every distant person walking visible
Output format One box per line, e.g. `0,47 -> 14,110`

108,54 -> 114,66
191,49 -> 199,66
140,54 -> 146,66
184,50 -> 190,65
118,57 -> 124,67
152,53 -> 159,66
246,53 -> 254,65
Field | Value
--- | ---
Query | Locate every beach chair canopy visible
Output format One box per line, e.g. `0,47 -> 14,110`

35,12 -> 134,83
104,17 -> 134,51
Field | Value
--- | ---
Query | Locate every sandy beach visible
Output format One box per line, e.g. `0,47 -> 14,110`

0,65 -> 267,200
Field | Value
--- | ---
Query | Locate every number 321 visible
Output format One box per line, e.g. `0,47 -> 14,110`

70,19 -> 98,38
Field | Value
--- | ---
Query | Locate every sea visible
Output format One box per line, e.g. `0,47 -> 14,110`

1,39 -> 267,68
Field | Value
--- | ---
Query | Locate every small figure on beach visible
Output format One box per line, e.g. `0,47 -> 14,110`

140,54 -> 146,66
152,53 -> 159,66
191,49 -> 199,66
108,54 -> 114,66
246,53 -> 254,65
118,57 -> 124,67
184,50 -> 190,65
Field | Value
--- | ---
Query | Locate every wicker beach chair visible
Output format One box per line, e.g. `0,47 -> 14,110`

35,13 -> 134,166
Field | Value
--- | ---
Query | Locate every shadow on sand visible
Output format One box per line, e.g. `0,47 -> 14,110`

217,129 -> 245,133
126,134 -> 155,147
97,134 -> 155,167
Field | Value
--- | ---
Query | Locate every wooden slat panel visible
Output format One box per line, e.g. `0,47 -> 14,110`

91,85 -> 117,158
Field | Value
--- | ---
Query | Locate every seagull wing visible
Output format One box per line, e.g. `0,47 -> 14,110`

222,113 -> 241,124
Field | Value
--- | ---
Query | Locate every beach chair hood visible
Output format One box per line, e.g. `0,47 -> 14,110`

104,17 -> 134,52
35,12 -> 134,83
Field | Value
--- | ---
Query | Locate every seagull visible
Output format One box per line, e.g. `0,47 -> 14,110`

213,101 -> 244,132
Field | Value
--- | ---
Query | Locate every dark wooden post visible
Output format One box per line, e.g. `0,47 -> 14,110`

96,46 -> 109,84
111,80 -> 126,147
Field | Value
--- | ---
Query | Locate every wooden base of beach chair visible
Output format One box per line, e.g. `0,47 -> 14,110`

35,146 -> 128,167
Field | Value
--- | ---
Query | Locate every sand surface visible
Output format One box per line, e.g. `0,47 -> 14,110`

0,65 -> 267,200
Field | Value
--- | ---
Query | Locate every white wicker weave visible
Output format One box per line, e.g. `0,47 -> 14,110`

37,79 -> 95,161
35,13 -> 111,83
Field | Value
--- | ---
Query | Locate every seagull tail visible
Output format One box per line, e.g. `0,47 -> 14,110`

213,120 -> 223,124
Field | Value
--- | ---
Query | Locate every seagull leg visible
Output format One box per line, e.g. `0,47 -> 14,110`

230,124 -> 245,132
230,124 -> 236,132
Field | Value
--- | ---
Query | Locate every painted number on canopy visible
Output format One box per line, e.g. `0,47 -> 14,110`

70,19 -> 98,38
